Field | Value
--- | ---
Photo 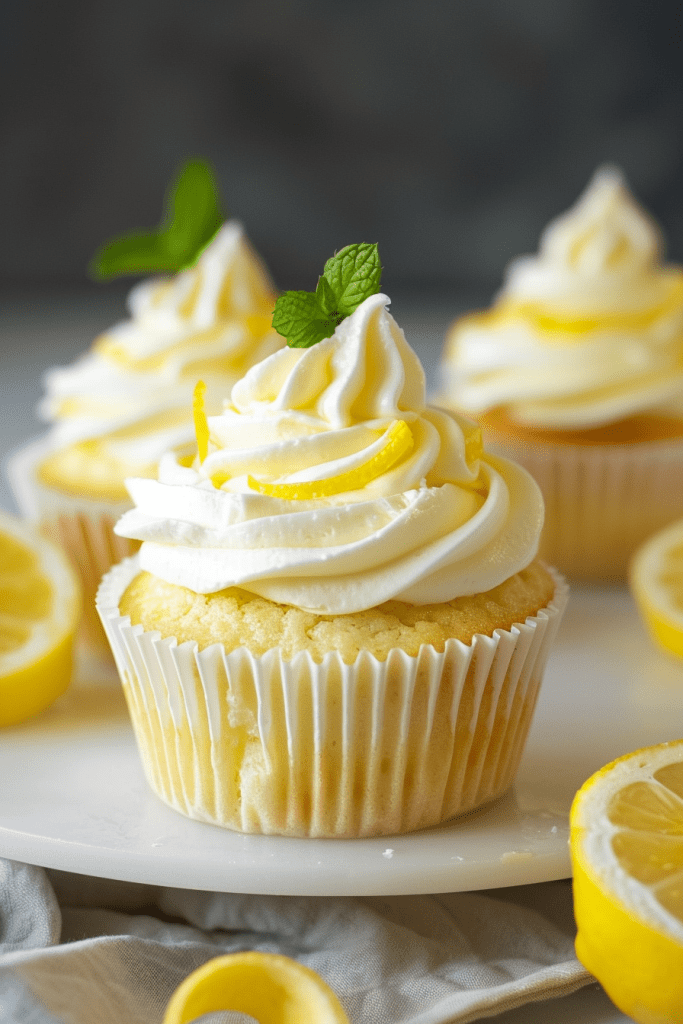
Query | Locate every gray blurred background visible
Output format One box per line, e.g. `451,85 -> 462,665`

2,0 -> 682,295
2,0 -> 683,510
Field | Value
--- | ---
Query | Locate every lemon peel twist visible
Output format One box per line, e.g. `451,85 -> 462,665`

162,951 -> 349,1024
247,419 -> 413,499
192,379 -> 210,463
482,275 -> 683,340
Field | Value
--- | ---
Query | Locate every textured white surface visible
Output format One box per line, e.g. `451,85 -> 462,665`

0,584 -> 679,900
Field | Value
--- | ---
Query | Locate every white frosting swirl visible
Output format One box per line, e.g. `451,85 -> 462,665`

442,167 -> 683,429
40,222 -> 282,462
115,293 -> 544,613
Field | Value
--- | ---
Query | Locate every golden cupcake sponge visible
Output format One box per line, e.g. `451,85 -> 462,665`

120,559 -> 555,662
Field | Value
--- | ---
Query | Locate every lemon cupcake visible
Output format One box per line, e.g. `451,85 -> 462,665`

98,244 -> 567,838
440,166 -> 683,581
9,222 -> 282,650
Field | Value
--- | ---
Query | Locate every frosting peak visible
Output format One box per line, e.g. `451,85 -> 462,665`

504,166 -> 668,313
116,294 -> 544,613
442,167 -> 683,429
541,167 -> 658,274
40,222 -> 282,468
231,293 -> 425,427
107,222 -> 276,365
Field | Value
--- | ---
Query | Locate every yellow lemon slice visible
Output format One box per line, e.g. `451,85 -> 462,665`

570,740 -> 683,1023
162,951 -> 350,1024
0,511 -> 80,727
193,379 -> 209,463
630,517 -> 683,658
248,419 -> 413,499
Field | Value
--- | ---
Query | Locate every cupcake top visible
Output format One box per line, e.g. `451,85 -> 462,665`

115,250 -> 544,614
441,166 -> 683,430
39,222 -> 282,466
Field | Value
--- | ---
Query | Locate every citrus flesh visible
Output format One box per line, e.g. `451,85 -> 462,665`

0,511 -> 80,726
630,518 -> 683,659
570,740 -> 683,1023
162,951 -> 349,1024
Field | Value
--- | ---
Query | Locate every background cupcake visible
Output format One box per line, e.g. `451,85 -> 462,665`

439,166 -> 683,582
98,245 -> 567,839
9,218 -> 282,652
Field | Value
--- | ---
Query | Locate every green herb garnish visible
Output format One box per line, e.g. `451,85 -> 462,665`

272,242 -> 382,347
89,158 -> 224,280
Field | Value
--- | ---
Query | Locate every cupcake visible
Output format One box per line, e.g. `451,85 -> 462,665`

8,221 -> 282,650
439,166 -> 683,582
97,243 -> 567,839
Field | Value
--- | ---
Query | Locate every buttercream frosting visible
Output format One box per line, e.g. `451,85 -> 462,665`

115,293 -> 544,613
40,222 -> 282,468
442,166 -> 683,429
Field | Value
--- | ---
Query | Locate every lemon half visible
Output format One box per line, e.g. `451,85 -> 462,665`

163,952 -> 349,1024
570,740 -> 683,1023
0,510 -> 81,726
630,518 -> 683,659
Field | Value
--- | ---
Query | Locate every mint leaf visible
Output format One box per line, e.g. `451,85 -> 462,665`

88,233 -> 168,277
160,159 -> 223,258
323,243 -> 382,316
271,243 -> 382,347
272,290 -> 320,338
272,291 -> 337,348
90,158 -> 224,280
315,274 -> 341,318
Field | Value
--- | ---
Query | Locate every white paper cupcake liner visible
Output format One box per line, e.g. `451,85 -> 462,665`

483,431 -> 683,582
6,434 -> 138,653
97,555 -> 568,839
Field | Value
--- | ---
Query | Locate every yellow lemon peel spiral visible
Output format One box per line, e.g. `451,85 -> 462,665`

193,379 -> 210,463
162,951 -> 349,1024
246,419 -> 414,499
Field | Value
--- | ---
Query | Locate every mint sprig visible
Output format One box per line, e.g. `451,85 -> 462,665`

89,158 -> 224,280
272,243 -> 382,348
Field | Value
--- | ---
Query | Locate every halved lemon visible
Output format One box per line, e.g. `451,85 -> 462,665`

162,951 -> 349,1024
570,740 -> 683,1023
0,510 -> 81,727
630,518 -> 683,658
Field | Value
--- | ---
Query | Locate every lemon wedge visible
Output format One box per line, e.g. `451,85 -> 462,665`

630,518 -> 683,658
570,740 -> 683,1023
162,951 -> 350,1024
0,511 -> 80,727
248,419 -> 413,499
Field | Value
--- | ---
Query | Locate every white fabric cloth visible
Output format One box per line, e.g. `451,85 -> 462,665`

0,859 -> 590,1023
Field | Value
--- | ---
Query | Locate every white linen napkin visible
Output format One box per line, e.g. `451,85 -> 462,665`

0,858 -> 590,1024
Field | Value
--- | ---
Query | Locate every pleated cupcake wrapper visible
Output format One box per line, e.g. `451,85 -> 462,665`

485,432 -> 683,581
6,434 -> 138,654
97,555 -> 568,839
